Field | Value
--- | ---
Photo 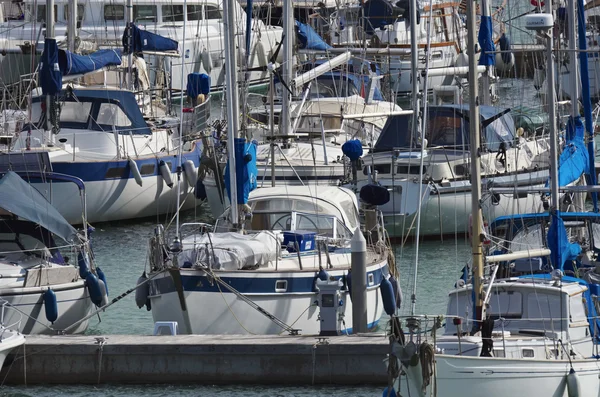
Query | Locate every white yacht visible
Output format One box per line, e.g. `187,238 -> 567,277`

0,0 -> 283,92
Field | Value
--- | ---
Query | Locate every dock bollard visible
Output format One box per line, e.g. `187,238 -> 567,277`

351,227 -> 367,333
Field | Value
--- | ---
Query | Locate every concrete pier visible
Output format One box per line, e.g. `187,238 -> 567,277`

0,334 -> 390,385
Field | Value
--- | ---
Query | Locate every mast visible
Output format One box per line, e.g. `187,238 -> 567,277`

67,0 -> 76,52
281,0 -> 294,137
546,0 -> 559,209
46,0 -> 55,143
175,0 -> 188,237
409,0 -> 423,318
567,0 -> 579,116
467,0 -> 485,329
223,0 -> 240,225
126,0 -> 133,91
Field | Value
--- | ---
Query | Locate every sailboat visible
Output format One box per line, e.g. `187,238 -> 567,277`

1,8 -> 211,224
139,0 -> 391,335
384,1 -> 600,395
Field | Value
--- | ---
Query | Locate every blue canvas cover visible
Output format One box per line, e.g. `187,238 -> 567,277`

342,139 -> 363,160
0,171 -> 78,242
362,0 -> 395,34
187,73 -> 211,98
296,20 -> 332,51
547,211 -> 582,269
224,138 -> 258,205
58,49 -> 122,76
31,89 -> 151,135
478,16 -> 496,67
123,23 -> 178,54
40,38 -> 62,95
556,116 -> 590,187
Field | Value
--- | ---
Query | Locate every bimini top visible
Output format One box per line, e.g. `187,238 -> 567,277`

0,171 -> 78,242
373,104 -> 515,153
31,88 -> 151,135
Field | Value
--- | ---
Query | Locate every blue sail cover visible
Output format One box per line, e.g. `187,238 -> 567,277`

58,49 -> 122,76
544,116 -> 589,190
40,38 -> 62,95
224,138 -> 258,205
123,24 -> 178,54
547,211 -> 582,269
0,171 -> 78,242
478,16 -> 496,66
295,20 -> 332,51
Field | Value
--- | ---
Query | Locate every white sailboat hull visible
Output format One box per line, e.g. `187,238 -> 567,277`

399,354 -> 600,397
148,266 -> 385,335
0,281 -> 93,335
35,176 -> 199,224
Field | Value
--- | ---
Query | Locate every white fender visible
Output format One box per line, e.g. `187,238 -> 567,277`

98,279 -> 109,307
183,160 -> 197,188
128,158 -> 143,187
567,368 -> 580,397
201,49 -> 213,73
159,160 -> 174,188
533,67 -> 546,90
495,52 -> 515,73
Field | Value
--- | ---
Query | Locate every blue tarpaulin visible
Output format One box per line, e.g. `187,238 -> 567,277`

547,211 -> 582,269
40,38 -> 62,95
361,0 -> 395,34
187,73 -> 211,98
296,20 -> 332,51
58,49 -> 122,76
123,23 -> 178,54
544,116 -> 589,191
478,16 -> 496,67
224,138 -> 258,205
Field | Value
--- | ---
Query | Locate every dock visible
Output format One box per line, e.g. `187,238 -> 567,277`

0,334 -> 390,385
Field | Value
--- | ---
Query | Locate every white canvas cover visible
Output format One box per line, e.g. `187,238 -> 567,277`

179,231 -> 280,270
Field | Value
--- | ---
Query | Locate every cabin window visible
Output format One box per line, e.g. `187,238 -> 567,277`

488,290 -> 522,319
64,4 -> 85,21
253,199 -> 292,212
133,5 -> 157,22
162,5 -> 184,22
139,164 -> 155,175
187,5 -> 202,20
397,165 -> 425,175
96,103 -> 132,127
454,164 -> 467,176
104,5 -> 124,21
569,294 -> 588,323
493,349 -> 505,358
362,164 -> 391,176
35,5 -> 58,22
60,102 -> 91,124
205,5 -> 222,19
105,167 -> 127,179
522,349 -> 534,358
275,280 -> 287,293
527,292 -> 561,320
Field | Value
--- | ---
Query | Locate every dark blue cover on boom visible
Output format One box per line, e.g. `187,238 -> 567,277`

224,138 -> 258,205
40,38 -> 62,95
58,49 -> 122,76
123,24 -> 178,54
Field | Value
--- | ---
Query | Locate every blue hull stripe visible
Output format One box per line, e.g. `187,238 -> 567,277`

151,265 -> 387,295
50,145 -> 201,183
